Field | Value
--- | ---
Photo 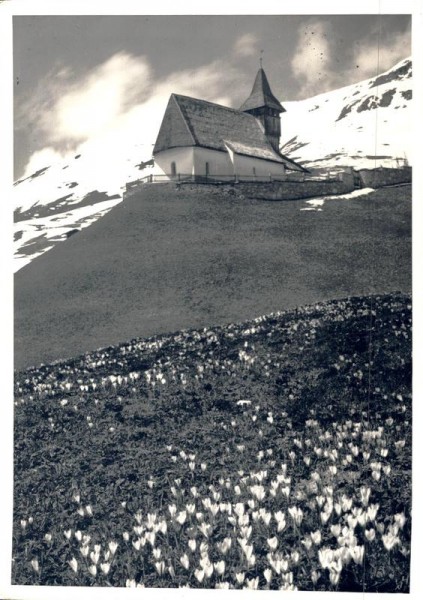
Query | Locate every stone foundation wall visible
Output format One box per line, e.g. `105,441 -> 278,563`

358,167 -> 412,188
124,167 -> 411,202
236,178 -> 354,201
175,177 -> 355,201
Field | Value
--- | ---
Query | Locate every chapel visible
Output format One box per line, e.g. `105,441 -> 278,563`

153,66 -> 306,180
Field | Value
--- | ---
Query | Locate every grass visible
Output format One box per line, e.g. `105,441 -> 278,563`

13,292 -> 411,591
14,183 -> 411,370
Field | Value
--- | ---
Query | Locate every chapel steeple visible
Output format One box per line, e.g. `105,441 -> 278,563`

239,66 -> 286,153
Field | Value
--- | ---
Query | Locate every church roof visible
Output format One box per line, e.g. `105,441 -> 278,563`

153,94 -> 285,163
239,68 -> 286,113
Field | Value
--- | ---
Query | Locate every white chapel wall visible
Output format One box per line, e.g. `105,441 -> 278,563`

154,147 -> 194,178
233,154 -> 286,179
154,146 -> 288,180
193,147 -> 234,178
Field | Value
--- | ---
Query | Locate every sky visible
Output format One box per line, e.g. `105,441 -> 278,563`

13,14 -> 411,180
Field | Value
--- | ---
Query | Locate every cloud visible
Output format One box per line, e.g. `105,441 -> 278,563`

291,20 -> 411,99
17,53 -> 152,147
352,29 -> 411,79
233,33 -> 259,58
20,148 -> 68,178
290,20 -> 338,98
17,53 -> 246,180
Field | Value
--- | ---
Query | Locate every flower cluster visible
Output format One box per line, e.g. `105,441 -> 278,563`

13,293 -> 411,590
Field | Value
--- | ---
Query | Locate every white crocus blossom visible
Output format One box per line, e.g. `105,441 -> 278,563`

311,530 -> 322,545
214,560 -> 225,575
31,559 -> 39,573
194,568 -> 205,583
108,541 -> 118,555
351,546 -> 365,565
69,557 -> 78,573
176,511 -> 187,525
267,536 -> 278,550
264,568 -> 273,583
382,532 -> 400,551
235,572 -> 245,584
154,561 -> 166,575
217,537 -> 232,554
288,506 -> 304,526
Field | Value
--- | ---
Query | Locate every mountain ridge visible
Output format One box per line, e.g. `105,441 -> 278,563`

281,57 -> 411,170
14,57 -> 412,272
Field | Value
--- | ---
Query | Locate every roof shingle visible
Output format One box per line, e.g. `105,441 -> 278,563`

154,94 -> 284,163
239,68 -> 286,113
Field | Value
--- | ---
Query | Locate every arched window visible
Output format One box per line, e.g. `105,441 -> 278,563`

171,161 -> 176,177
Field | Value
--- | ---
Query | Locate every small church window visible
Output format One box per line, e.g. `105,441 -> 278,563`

171,161 -> 176,177
205,162 -> 210,177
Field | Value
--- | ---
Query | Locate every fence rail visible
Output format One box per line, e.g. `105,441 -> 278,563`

125,172 -> 312,190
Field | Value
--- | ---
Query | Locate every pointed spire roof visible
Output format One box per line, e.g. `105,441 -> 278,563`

239,68 -> 286,113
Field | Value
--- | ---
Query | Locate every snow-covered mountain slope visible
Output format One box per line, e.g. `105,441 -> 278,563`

14,57 -> 412,272
281,58 -> 412,170
13,144 -> 154,272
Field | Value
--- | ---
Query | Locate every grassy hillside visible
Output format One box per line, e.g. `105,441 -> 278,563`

13,292 -> 412,591
14,184 -> 411,370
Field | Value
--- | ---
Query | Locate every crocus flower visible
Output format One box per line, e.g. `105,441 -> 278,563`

264,568 -> 273,583
214,560 -> 225,575
288,506 -> 304,526
267,536 -> 278,550
194,568 -> 205,583
274,511 -> 286,532
69,557 -> 78,573
176,511 -> 187,525
154,561 -> 166,575
235,572 -> 245,584
382,532 -> 400,551
108,541 -> 118,555
31,559 -> 39,573
394,513 -> 407,529
351,546 -> 365,565
311,570 -> 320,584
311,530 -> 322,545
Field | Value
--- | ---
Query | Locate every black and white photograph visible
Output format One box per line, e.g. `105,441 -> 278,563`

1,0 -> 421,597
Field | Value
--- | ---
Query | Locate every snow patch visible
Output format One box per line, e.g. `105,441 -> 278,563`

14,197 -> 122,273
300,187 -> 375,211
282,58 -> 412,170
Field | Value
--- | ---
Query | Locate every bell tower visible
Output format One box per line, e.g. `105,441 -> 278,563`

239,63 -> 286,153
